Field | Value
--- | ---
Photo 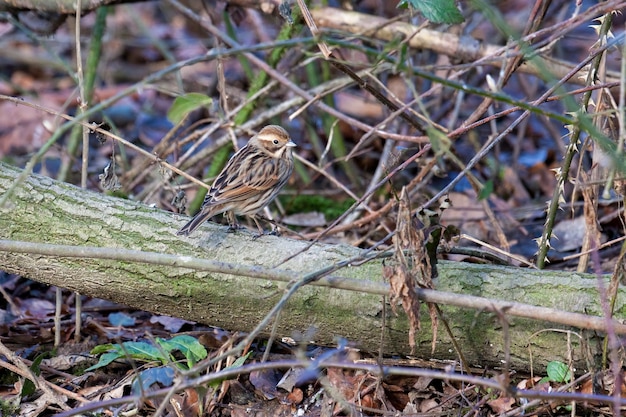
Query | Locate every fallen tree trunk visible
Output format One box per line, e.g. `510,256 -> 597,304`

0,161 -> 624,372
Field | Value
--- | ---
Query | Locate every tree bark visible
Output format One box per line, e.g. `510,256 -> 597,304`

0,0 -> 149,13
0,161 -> 624,372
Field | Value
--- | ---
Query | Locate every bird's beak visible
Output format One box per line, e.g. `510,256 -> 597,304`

286,140 -> 297,147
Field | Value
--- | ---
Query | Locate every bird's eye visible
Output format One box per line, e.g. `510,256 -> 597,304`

273,139 -> 279,145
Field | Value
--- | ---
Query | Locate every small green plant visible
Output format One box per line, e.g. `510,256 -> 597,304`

167,93 -> 212,125
208,352 -> 253,389
87,335 -> 207,372
543,360 -> 571,383
87,335 -> 208,394
397,0 -> 464,24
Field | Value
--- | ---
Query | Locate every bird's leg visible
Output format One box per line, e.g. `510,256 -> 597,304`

225,211 -> 241,233
267,222 -> 280,236
250,215 -> 282,239
251,215 -> 266,239
261,207 -> 278,235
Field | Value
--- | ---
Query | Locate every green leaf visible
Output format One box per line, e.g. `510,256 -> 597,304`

229,353 -> 251,368
122,341 -> 168,363
21,352 -> 46,395
156,335 -> 208,368
397,43 -> 408,70
86,336 -> 208,373
21,379 -> 36,397
90,343 -> 115,355
426,126 -> 451,156
86,341 -> 168,372
398,0 -> 464,24
209,352 -> 253,389
167,93 -> 212,124
478,179 -> 493,200
30,353 -> 44,376
85,351 -> 123,371
546,361 -> 570,383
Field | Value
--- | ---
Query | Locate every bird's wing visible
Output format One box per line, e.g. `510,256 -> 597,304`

206,150 -> 285,204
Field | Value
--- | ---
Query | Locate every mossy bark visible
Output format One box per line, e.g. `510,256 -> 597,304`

0,161 -> 623,372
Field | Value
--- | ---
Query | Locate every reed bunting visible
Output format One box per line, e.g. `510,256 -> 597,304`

177,125 -> 296,236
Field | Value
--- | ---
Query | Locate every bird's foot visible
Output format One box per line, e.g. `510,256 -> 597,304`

268,228 -> 280,237
226,223 -> 242,233
252,228 -> 280,240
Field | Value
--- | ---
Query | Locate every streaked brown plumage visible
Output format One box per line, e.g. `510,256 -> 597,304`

177,125 -> 296,236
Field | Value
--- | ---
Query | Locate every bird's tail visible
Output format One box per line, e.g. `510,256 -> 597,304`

176,208 -> 214,236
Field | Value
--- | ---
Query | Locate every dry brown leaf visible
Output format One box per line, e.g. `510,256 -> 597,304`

180,388 -> 200,417
487,396 -> 516,414
249,369 -> 280,400
419,398 -> 441,413
383,187 -> 438,354
326,367 -> 380,412
286,387 -> 304,405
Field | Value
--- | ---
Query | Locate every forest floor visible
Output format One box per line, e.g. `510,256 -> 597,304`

1,0 -> 626,415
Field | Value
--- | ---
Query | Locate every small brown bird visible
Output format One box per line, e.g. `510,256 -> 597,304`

177,125 -> 296,236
